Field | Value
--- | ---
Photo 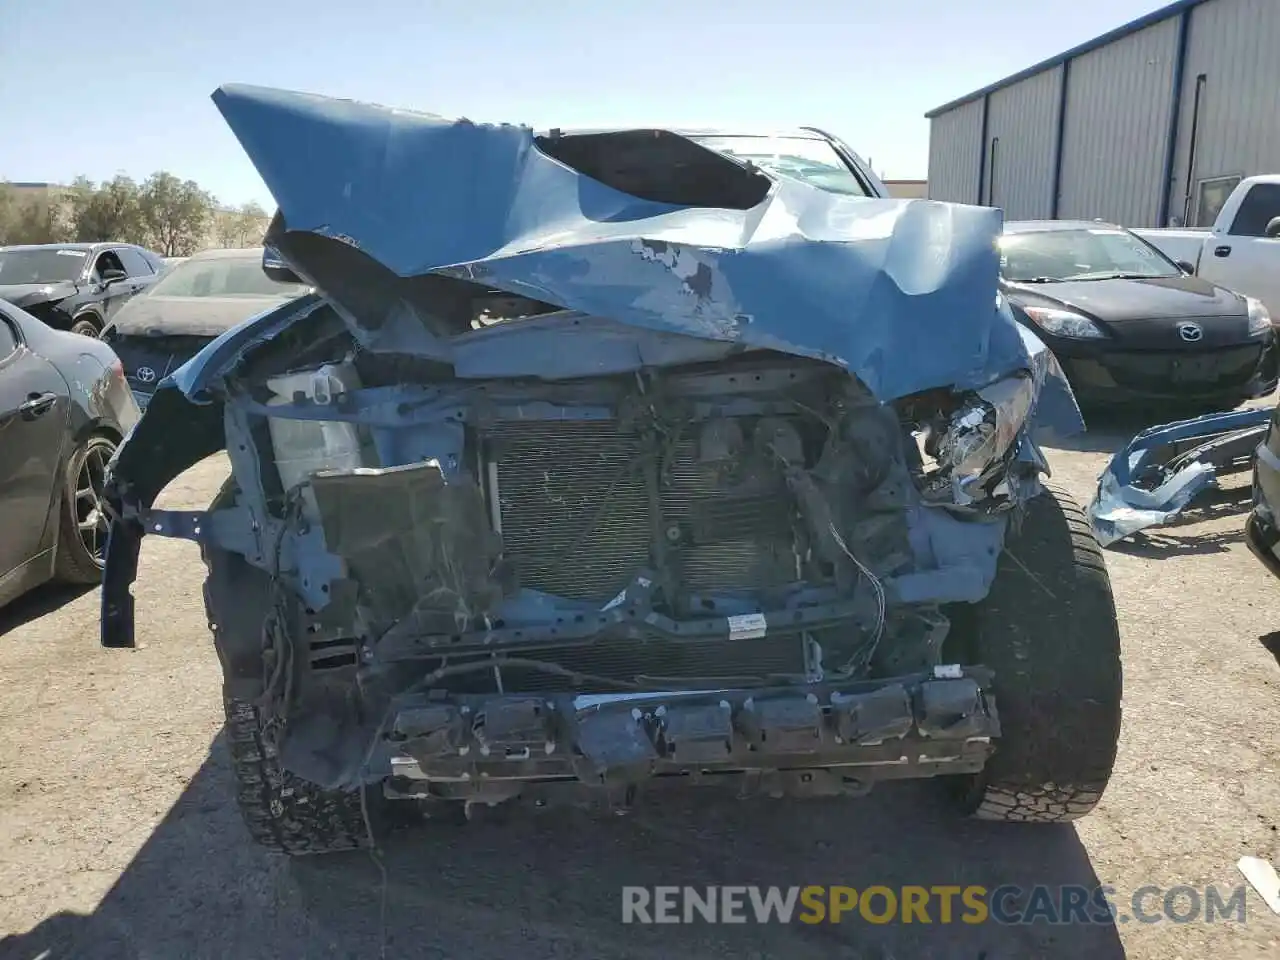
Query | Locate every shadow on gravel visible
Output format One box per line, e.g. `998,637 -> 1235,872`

0,735 -> 1126,960
0,583 -> 95,639
1261,632 -> 1280,668
1050,404 -> 1219,456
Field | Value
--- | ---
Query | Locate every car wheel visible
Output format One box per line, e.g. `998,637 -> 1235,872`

225,695 -> 377,855
943,482 -> 1123,822
69,316 -> 101,338
54,434 -> 117,584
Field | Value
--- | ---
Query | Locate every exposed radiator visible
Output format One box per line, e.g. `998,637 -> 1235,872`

484,420 -> 800,605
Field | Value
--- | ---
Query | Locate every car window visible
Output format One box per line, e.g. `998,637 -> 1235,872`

999,228 -> 1180,282
147,255 -> 309,298
0,247 -> 88,284
0,316 -> 16,359
91,250 -> 127,282
1193,176 -> 1241,227
117,247 -> 155,277
690,135 -> 872,197
1229,183 -> 1280,238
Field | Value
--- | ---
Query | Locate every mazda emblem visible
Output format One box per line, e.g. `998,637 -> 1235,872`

135,366 -> 157,383
1177,322 -> 1204,343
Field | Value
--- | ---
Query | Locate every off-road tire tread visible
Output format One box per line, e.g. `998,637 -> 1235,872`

224,696 -> 372,855
69,316 -> 101,337
958,482 -> 1123,823
54,436 -> 115,584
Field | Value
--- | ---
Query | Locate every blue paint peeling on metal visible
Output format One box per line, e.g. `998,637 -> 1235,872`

180,83 -> 1083,435
925,0 -> 1214,120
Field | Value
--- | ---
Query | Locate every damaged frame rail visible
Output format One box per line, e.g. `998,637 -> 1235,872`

1086,407 -> 1274,547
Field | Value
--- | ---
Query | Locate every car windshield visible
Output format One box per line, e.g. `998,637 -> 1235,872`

0,248 -> 87,284
999,228 -> 1181,282
147,255 -> 309,298
690,135 -> 871,197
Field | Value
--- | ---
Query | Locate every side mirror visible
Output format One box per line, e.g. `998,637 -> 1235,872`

1265,217 -> 1280,240
262,245 -> 303,285
1175,259 -> 1196,274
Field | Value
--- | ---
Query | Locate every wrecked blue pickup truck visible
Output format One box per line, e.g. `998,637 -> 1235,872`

99,84 -> 1123,855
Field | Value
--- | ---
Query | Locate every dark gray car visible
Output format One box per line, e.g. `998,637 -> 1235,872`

100,246 -> 310,407
0,242 -> 165,337
0,299 -> 139,608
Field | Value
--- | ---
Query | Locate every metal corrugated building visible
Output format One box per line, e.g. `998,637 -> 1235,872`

925,0 -> 1280,227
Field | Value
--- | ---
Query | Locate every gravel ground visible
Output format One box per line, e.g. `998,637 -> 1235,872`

1,406 -> 1278,960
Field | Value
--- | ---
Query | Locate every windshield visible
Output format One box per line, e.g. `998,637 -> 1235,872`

147,255 -> 309,299
999,228 -> 1180,282
691,135 -> 871,197
0,248 -> 87,284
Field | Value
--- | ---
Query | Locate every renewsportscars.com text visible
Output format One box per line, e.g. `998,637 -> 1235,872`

621,885 -> 1249,925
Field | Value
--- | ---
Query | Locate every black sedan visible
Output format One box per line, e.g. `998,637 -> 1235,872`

999,220 -> 1278,407
0,298 -> 139,608
100,246 -> 310,408
0,242 -> 166,337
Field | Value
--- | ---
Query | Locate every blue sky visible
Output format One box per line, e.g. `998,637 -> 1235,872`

1,0 -> 1173,209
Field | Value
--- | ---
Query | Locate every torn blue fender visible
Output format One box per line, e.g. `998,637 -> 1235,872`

102,85 -> 1088,657
1087,407 -> 1274,546
207,83 -> 1083,438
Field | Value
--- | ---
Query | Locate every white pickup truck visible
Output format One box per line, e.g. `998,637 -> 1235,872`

1135,175 -> 1280,319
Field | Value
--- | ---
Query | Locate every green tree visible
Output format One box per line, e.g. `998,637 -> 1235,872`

216,200 -> 268,248
13,199 -> 68,244
0,182 -> 17,244
0,182 -> 72,245
66,174 -> 144,243
138,172 -> 216,256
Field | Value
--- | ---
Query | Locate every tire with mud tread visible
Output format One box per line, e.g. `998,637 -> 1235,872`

54,434 -> 117,584
945,482 -> 1123,823
69,315 -> 101,338
224,696 -> 375,855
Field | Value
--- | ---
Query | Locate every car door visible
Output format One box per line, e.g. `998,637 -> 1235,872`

116,246 -> 160,297
0,306 -> 71,582
1201,182 -> 1280,317
91,249 -> 142,321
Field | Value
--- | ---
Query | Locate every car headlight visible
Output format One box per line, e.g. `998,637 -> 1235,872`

1247,296 -> 1272,336
908,371 -> 1039,511
1022,306 -> 1107,340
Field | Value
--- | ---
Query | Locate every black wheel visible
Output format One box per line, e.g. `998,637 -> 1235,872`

945,482 -> 1123,823
69,315 -> 101,338
225,696 -> 376,855
54,434 -> 116,584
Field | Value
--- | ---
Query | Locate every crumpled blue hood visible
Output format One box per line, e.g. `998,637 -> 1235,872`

209,83 -> 1078,429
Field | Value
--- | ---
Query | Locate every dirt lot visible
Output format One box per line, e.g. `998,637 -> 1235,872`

2,408 -> 1279,960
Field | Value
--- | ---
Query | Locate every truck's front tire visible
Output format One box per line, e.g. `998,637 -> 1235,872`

224,696 -> 374,855
945,483 -> 1123,822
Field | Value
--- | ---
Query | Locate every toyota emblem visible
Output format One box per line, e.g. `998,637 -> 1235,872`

1177,322 -> 1204,343
135,366 -> 157,383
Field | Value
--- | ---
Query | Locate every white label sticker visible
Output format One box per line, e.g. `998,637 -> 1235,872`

727,613 -> 767,641
600,589 -> 628,612
57,249 -> 86,256
934,664 -> 963,679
